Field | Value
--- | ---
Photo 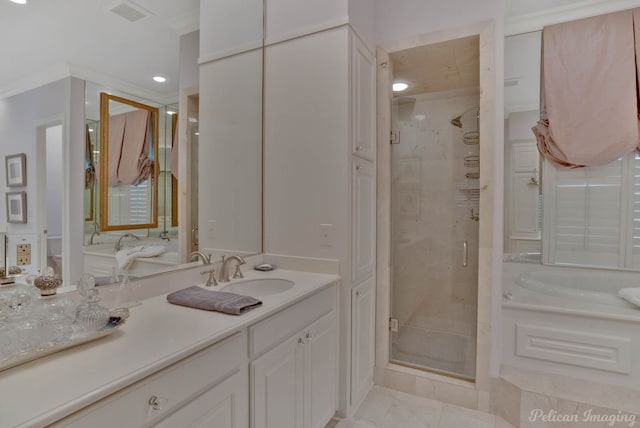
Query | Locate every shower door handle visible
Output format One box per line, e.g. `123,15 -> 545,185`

462,241 -> 468,267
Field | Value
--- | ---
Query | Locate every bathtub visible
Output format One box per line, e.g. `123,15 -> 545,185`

503,262 -> 640,315
501,261 -> 640,391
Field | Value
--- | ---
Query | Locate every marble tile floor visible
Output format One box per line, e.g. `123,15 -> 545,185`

326,386 -> 513,428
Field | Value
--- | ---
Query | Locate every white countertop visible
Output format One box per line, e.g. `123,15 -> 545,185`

0,269 -> 338,428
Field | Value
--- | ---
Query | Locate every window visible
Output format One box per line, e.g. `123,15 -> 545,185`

542,152 -> 640,270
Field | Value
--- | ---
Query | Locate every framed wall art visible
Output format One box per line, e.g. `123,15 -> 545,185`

6,191 -> 27,224
5,153 -> 26,187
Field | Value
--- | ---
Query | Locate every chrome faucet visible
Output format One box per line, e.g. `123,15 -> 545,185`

114,233 -> 141,252
89,230 -> 101,245
189,251 -> 212,265
218,255 -> 246,282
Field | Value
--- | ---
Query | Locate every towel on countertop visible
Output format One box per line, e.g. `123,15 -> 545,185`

167,286 -> 262,315
115,245 -> 166,274
618,288 -> 640,308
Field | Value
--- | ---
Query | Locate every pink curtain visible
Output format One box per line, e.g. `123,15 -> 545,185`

532,10 -> 639,168
108,113 -> 127,186
117,109 -> 150,185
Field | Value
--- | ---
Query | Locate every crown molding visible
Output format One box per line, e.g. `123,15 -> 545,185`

0,63 -> 70,100
506,0 -> 640,36
68,65 -> 178,105
165,7 -> 199,35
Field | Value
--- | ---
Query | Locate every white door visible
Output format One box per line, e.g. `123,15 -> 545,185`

350,277 -> 376,406
352,158 -> 376,283
252,333 -> 304,428
155,368 -> 248,428
351,32 -> 376,161
305,311 -> 338,428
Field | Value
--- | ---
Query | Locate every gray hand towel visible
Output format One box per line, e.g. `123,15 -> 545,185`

167,286 -> 262,315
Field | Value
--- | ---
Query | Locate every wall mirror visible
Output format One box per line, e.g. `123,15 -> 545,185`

0,0 -> 264,289
99,92 -> 159,231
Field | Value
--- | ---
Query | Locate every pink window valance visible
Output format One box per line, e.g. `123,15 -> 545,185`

532,10 -> 640,168
108,109 -> 152,187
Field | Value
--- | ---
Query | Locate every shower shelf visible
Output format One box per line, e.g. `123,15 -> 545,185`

465,172 -> 479,180
463,155 -> 479,168
463,131 -> 479,145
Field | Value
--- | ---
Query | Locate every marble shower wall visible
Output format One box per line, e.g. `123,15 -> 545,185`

390,87 -> 480,337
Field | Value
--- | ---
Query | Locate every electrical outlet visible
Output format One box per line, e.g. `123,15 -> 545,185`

17,243 -> 31,266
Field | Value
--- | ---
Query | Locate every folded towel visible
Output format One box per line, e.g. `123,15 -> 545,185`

167,286 -> 262,315
618,288 -> 640,308
115,245 -> 166,274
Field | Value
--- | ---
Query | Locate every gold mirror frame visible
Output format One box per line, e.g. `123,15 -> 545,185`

99,92 -> 160,231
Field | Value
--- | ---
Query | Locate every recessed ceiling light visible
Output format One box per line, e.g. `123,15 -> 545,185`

167,111 -> 176,115
153,76 -> 167,83
10,0 -> 27,4
392,82 -> 409,92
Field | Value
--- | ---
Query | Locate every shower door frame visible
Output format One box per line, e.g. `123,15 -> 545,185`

375,20 -> 501,395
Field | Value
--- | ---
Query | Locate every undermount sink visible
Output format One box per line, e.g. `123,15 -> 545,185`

222,278 -> 295,297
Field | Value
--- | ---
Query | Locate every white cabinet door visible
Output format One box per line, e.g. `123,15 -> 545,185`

350,277 -> 375,406
155,367 -> 248,428
351,33 -> 376,161
252,334 -> 304,428
304,311 -> 337,428
352,158 -> 376,283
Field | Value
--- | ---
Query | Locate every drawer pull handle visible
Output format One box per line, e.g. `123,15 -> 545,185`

148,396 -> 162,410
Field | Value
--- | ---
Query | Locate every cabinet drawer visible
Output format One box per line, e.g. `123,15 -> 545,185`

56,331 -> 246,428
249,284 -> 336,359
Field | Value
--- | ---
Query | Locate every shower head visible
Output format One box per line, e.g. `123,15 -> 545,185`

450,106 -> 479,128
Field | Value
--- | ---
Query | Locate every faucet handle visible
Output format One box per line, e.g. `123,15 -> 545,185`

232,264 -> 244,279
200,268 -> 218,286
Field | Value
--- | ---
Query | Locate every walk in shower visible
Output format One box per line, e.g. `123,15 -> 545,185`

388,36 -> 480,380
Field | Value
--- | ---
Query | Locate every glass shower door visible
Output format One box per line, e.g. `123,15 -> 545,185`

389,95 -> 479,380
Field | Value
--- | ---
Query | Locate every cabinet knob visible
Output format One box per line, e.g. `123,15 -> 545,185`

148,395 -> 163,410
298,337 -> 304,344
356,165 -> 361,171
356,291 -> 361,297
356,145 -> 361,151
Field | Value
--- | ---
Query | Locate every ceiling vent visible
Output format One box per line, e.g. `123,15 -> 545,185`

108,1 -> 149,22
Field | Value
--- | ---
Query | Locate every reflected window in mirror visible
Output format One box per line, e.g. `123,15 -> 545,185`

99,92 -> 160,231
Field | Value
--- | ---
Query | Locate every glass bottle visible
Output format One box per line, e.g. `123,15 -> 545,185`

75,274 -> 110,333
31,270 -> 75,347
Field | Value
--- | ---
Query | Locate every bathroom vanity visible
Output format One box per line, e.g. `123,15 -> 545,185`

0,269 -> 339,428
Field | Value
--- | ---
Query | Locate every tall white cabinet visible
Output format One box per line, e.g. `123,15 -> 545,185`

201,0 -> 377,418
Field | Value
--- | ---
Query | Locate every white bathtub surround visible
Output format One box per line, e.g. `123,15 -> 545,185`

618,287 -> 640,307
0,267 -> 339,427
491,366 -> 640,427
327,385 -> 511,428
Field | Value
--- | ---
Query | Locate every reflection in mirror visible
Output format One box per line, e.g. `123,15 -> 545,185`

503,31 -> 542,260
99,92 -> 159,231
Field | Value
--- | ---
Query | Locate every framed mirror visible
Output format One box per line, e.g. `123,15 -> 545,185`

99,92 -> 160,231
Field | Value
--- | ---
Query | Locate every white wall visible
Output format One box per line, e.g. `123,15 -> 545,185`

45,125 -> 63,237
180,31 -> 200,90
374,0 -> 504,45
